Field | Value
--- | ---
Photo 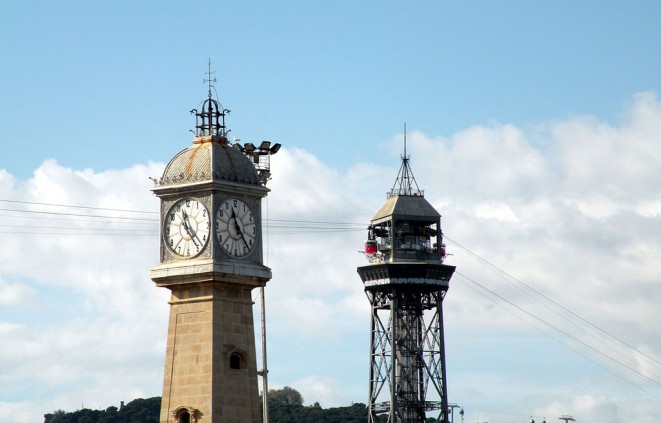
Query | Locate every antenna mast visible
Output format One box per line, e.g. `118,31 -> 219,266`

404,122 -> 407,161
388,123 -> 423,198
204,58 -> 217,99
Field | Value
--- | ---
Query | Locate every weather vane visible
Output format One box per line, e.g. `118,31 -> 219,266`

203,58 -> 217,99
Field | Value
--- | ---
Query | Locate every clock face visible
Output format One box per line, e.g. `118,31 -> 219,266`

164,198 -> 210,258
216,198 -> 257,257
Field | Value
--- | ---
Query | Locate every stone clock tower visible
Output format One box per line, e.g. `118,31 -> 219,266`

150,88 -> 277,423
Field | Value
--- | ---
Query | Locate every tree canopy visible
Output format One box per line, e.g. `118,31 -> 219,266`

46,388 -> 427,422
45,397 -> 160,423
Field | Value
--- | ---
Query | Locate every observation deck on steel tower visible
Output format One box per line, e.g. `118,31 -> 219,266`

357,139 -> 456,423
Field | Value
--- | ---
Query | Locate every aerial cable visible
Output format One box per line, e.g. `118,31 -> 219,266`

0,223 -> 155,233
2,198 -> 656,377
0,207 -> 157,222
266,218 -> 365,226
458,273 -> 661,401
446,235 -> 661,372
0,230 -> 156,236
0,212 -> 157,226
0,199 -> 158,214
456,271 -> 661,390
446,237 -> 653,376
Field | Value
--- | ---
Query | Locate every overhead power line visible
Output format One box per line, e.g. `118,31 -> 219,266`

446,235 -> 661,371
0,207 -> 157,222
2,197 -> 658,395
455,271 -> 661,399
0,199 -> 159,214
446,237 -> 661,400
0,199 -> 366,235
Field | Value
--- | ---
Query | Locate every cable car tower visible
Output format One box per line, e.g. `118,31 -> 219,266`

358,135 -> 455,423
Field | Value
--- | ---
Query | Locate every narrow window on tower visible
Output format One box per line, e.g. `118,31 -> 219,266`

173,406 -> 197,423
230,352 -> 242,369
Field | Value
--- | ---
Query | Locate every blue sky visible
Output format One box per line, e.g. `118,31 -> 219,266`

3,2 -> 661,177
2,1 -> 661,422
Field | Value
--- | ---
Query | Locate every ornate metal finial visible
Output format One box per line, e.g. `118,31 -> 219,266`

203,58 -> 217,99
388,123 -> 424,198
190,60 -> 230,140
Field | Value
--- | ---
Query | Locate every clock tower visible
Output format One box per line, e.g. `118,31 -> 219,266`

151,85 -> 278,423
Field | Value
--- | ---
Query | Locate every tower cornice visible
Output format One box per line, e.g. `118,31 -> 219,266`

151,258 -> 271,287
152,180 -> 270,197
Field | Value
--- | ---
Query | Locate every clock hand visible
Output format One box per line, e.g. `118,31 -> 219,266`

232,214 -> 251,250
180,210 -> 199,247
237,227 -> 250,249
228,206 -> 251,252
183,210 -> 203,244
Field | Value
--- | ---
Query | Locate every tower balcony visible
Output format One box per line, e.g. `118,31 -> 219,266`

357,262 -> 455,291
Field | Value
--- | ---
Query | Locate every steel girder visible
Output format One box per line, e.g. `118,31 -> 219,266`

366,287 -> 449,423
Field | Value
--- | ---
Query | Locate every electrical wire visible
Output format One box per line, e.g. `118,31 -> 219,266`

446,235 -> 661,371
0,207 -> 157,222
0,201 -> 365,235
446,236 -> 661,384
2,197 -> 659,394
0,199 -> 158,214
456,272 -> 661,400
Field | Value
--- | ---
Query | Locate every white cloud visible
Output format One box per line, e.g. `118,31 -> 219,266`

0,160 -> 167,422
290,375 -> 351,407
0,277 -> 36,306
396,93 -> 661,420
473,201 -> 519,222
3,92 -> 661,422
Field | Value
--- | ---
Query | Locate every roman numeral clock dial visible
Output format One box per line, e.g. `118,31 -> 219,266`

215,198 -> 256,257
164,198 -> 210,258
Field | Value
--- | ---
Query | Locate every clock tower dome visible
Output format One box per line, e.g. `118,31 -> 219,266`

151,84 -> 279,423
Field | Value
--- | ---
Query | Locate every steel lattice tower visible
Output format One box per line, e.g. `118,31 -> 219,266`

358,149 -> 455,423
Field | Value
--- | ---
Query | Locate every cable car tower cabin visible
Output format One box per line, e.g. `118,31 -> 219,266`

357,140 -> 455,423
